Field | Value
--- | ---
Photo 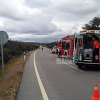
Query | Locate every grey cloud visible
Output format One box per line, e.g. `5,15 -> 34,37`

10,35 -> 57,43
72,26 -> 78,30
9,30 -> 66,43
0,0 -> 100,43
0,15 -> 57,35
0,0 -> 42,21
52,0 -> 99,16
0,1 -> 25,20
25,0 -> 51,8
57,28 -> 62,32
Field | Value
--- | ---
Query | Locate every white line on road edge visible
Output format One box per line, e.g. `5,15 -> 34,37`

45,52 -> 83,72
45,48 -> 51,51
34,50 -> 49,100
63,62 -> 83,72
45,52 -> 52,57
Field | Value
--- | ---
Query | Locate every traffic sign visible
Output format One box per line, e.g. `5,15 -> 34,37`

0,31 -> 8,44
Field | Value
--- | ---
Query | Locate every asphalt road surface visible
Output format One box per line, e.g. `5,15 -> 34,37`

16,48 -> 100,100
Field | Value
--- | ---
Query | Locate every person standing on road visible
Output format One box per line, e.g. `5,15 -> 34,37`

40,45 -> 42,49
92,37 -> 99,61
42,46 -> 44,51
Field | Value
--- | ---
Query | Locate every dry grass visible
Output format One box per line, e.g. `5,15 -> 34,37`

0,51 -> 32,100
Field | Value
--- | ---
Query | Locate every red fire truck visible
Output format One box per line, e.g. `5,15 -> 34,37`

57,30 -> 100,68
59,35 -> 74,59
73,30 -> 100,68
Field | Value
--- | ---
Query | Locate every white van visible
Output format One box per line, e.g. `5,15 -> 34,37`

52,46 -> 57,53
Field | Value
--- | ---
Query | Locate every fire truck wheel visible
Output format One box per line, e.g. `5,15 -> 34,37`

65,52 -> 67,56
64,52 -> 67,59
56,49 -> 58,53
77,64 -> 82,69
56,50 -> 58,54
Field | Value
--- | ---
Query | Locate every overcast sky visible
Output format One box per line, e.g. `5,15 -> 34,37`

0,0 -> 100,43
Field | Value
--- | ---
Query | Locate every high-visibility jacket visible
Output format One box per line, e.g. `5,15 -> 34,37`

93,40 -> 99,49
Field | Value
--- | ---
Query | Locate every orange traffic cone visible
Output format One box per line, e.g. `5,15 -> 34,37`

91,83 -> 100,100
52,57 -> 55,61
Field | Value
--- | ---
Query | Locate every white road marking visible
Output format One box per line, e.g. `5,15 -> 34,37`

45,52 -> 52,57
45,51 -> 83,72
34,50 -> 49,100
46,48 -> 51,51
63,62 -> 83,72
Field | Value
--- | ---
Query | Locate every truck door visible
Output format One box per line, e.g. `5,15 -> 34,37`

73,33 -> 78,63
73,33 -> 83,63
77,35 -> 83,61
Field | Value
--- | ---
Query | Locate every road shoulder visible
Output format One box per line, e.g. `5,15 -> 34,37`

16,51 -> 43,100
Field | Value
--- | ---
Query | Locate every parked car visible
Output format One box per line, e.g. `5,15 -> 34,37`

52,46 -> 57,53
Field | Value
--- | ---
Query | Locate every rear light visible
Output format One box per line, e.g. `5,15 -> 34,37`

95,55 -> 99,60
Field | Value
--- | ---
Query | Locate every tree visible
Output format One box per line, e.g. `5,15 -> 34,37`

0,40 -> 39,64
82,17 -> 100,30
46,41 -> 57,49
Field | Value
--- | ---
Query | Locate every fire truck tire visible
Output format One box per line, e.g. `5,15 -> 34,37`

65,52 -> 67,56
58,51 -> 61,55
64,52 -> 67,59
76,63 -> 82,69
56,49 -> 58,53
77,64 -> 82,69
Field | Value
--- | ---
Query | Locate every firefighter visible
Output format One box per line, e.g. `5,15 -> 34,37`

42,46 -> 44,51
57,49 -> 61,58
40,45 -> 42,49
92,37 -> 99,61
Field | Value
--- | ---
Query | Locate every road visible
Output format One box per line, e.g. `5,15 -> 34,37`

16,48 -> 100,100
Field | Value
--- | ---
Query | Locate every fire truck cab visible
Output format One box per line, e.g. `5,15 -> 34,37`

61,35 -> 74,59
73,30 -> 100,68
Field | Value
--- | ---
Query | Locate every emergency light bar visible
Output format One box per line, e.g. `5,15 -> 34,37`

80,30 -> 100,33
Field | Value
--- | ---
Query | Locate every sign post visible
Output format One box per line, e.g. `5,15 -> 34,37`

0,31 -> 8,75
24,52 -> 26,61
1,33 -> 4,75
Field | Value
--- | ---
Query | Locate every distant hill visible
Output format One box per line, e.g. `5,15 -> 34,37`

45,41 -> 57,49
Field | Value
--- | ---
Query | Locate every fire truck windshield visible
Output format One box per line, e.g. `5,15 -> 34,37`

65,42 -> 70,50
62,41 -> 70,50
62,41 -> 66,49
